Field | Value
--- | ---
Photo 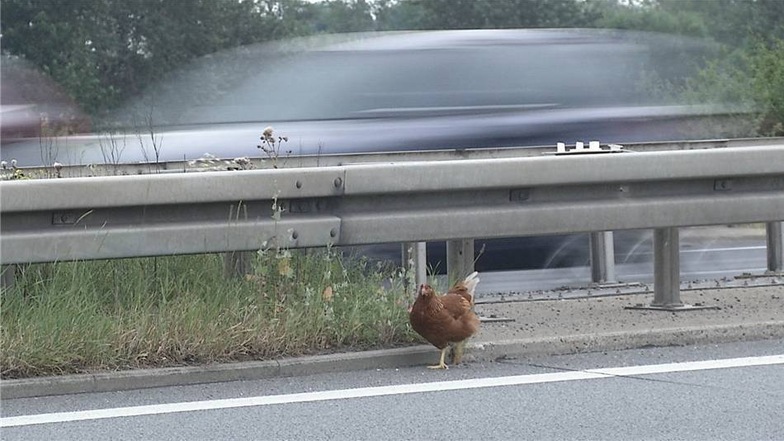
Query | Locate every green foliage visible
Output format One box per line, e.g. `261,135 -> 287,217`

595,1 -> 708,37
403,0 -> 600,30
656,0 -> 784,47
1,250 -> 417,378
683,53 -> 752,107
593,0 -> 784,48
374,0 -> 428,30
0,0 -> 319,116
2,0 -> 116,114
644,38 -> 784,139
309,0 -> 375,33
588,0 -> 784,137
748,40 -> 784,136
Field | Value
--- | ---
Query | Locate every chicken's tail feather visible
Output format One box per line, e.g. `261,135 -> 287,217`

462,271 -> 480,302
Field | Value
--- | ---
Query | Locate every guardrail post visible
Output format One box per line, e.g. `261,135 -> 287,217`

589,231 -> 616,284
402,242 -> 427,296
447,239 -> 474,286
652,227 -> 681,308
766,221 -> 783,273
626,227 -> 717,311
1,265 -> 16,290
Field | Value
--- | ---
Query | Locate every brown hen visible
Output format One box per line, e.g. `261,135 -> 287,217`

408,272 -> 480,369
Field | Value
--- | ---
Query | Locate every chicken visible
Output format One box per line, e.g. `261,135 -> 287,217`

408,272 -> 480,369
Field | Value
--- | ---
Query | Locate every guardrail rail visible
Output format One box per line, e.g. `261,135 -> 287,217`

2,139 -> 783,309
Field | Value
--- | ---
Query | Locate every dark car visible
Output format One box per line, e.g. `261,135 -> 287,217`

0,29 -> 729,270
2,29 -> 726,167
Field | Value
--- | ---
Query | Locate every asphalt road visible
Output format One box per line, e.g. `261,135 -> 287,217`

3,340 -> 783,441
357,225 -> 768,273
359,225 -> 772,294
475,244 -> 768,295
473,228 -> 769,295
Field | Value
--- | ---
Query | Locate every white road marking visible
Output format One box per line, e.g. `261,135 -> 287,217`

627,246 -> 766,256
622,267 -> 766,280
681,246 -> 766,254
2,354 -> 783,428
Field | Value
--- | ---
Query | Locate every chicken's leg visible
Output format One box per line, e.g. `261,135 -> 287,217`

451,340 -> 466,365
428,346 -> 449,369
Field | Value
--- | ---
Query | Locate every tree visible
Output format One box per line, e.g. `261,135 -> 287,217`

594,0 -> 784,48
593,0 -> 709,38
309,0 -> 375,33
0,0 -> 318,116
404,0 -> 601,30
373,0 -> 428,30
591,0 -> 784,136
1,0 -> 116,113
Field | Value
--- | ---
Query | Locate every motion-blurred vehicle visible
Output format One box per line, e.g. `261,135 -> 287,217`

2,29 -> 726,167
1,56 -> 91,146
0,29 -> 731,270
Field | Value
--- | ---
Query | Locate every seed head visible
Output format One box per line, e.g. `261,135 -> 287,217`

262,126 -> 274,142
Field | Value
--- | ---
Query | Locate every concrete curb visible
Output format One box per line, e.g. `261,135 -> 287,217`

471,320 -> 784,360
0,346 -> 433,400
3,320 -> 783,400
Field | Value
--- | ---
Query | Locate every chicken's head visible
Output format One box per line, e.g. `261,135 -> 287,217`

417,283 -> 436,298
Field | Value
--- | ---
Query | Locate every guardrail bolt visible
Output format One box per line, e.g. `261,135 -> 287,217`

291,230 -> 299,240
52,212 -> 78,225
509,188 -> 530,202
295,180 -> 302,189
714,179 -> 733,191
330,228 -> 338,238
333,177 -> 343,188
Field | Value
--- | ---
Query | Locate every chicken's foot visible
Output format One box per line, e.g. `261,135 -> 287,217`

428,347 -> 449,369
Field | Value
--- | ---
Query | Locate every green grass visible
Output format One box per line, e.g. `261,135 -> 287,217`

0,248 -> 419,379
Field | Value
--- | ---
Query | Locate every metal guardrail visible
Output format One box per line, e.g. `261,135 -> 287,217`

6,136 -> 784,178
2,140 -> 784,308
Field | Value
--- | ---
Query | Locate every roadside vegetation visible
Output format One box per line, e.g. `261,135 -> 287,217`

0,249 -> 418,378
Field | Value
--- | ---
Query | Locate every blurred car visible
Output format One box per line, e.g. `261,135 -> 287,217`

1,56 -> 91,146
0,29 -> 730,270
1,29 -> 725,167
